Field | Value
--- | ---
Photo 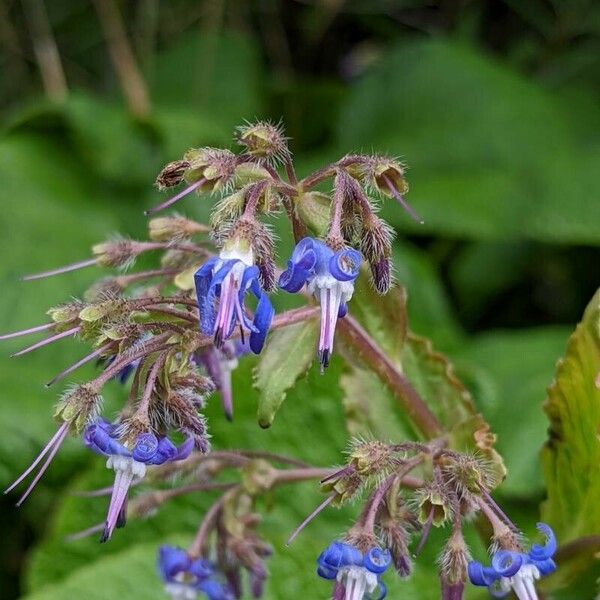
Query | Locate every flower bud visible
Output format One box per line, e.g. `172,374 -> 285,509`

155,159 -> 190,190
349,440 -> 394,477
241,459 -> 278,495
439,529 -> 470,599
92,239 -> 137,269
54,383 -> 102,432
47,300 -> 86,326
321,469 -> 363,505
183,147 -> 237,192
148,216 -> 208,242
235,120 -> 290,166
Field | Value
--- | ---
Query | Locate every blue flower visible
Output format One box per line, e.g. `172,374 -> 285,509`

468,523 -> 557,599
195,247 -> 273,354
158,546 -> 233,600
317,541 -> 391,600
279,238 -> 361,368
84,421 -> 193,542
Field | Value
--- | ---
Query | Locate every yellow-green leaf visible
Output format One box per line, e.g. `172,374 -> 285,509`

540,288 -> 600,587
253,319 -> 318,428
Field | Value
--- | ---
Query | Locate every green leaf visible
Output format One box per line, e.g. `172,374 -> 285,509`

454,326 -> 571,497
340,365 -> 413,441
540,289 -> 600,587
337,39 -> 600,244
253,319 -> 318,428
350,271 -> 408,366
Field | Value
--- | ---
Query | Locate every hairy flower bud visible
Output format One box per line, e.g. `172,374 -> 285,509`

360,213 -> 395,294
439,530 -> 470,586
321,468 -> 364,505
53,383 -> 102,432
235,120 -> 290,166
92,239 -> 138,270
241,459 -> 278,495
47,300 -> 86,327
155,159 -> 190,190
148,216 -> 208,242
442,453 -> 500,496
184,147 -> 237,192
348,440 -> 395,477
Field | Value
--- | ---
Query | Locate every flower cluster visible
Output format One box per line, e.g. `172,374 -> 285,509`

468,523 -> 557,600
0,119 -> 563,600
158,546 -> 233,600
84,420 -> 193,541
317,542 -> 391,600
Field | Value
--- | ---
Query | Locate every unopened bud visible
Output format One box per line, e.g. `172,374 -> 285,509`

148,216 -> 208,242
92,239 -> 137,269
184,147 -> 237,192
241,459 -> 277,495
295,192 -> 330,237
349,440 -> 394,477
155,159 -> 190,189
54,383 -> 102,432
236,120 -> 290,166
48,300 -> 86,326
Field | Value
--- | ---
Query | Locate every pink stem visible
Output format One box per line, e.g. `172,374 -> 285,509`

46,343 -> 113,387
5,422 -> 70,494
16,423 -> 69,506
383,174 -> 424,224
65,522 -> 105,542
286,493 -> 336,545
22,258 -> 97,281
11,326 -> 80,357
144,179 -> 205,215
0,323 -> 54,340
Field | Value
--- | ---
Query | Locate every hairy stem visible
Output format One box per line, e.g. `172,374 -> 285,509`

337,315 -> 444,438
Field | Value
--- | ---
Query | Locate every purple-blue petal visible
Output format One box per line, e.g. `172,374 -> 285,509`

364,548 -> 391,574
158,546 -> 191,582
83,422 -> 130,457
328,248 -> 361,282
491,550 -> 523,578
528,523 -> 557,562
249,290 -> 273,354
189,558 -> 214,581
132,432 -> 159,462
467,561 -> 500,587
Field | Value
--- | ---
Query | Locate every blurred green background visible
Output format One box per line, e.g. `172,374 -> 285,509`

0,1 -> 599,598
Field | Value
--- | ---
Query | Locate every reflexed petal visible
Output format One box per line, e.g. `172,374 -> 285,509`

158,546 -> 191,582
492,550 -> 523,578
363,548 -> 391,574
528,523 -> 557,562
84,423 -> 130,457
249,290 -> 274,354
467,561 -> 500,587
329,249 -> 361,282
132,433 -> 159,462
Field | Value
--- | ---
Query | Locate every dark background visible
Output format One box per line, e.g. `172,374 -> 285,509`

0,1 -> 598,598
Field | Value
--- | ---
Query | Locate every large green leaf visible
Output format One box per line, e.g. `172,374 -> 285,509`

540,289 -> 600,587
454,326 -> 571,497
337,39 -> 600,244
253,319 -> 319,428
